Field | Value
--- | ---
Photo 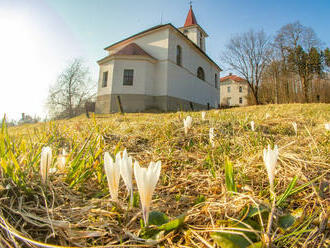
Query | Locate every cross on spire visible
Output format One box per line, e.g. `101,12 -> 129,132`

189,1 -> 193,7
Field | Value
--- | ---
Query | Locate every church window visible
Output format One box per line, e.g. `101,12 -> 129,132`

214,73 -> 218,88
197,67 -> 205,81
102,71 -> 108,87
176,45 -> 182,66
123,69 -> 134,86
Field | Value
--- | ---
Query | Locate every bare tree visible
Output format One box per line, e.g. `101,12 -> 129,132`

274,22 -> 323,102
221,30 -> 272,104
274,21 -> 321,54
47,59 -> 94,118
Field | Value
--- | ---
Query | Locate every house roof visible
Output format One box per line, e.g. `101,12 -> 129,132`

220,75 -> 246,82
184,6 -> 198,27
102,23 -> 221,71
114,43 -> 155,59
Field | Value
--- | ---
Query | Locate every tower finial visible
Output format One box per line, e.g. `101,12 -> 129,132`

189,1 -> 193,7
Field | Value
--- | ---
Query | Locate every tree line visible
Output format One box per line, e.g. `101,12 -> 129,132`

221,21 -> 330,104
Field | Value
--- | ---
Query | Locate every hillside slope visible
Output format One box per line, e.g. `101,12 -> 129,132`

1,104 -> 329,247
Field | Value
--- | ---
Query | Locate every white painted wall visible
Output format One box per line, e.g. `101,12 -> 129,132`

167,28 -> 220,107
97,61 -> 114,96
97,25 -> 221,108
220,80 -> 249,106
108,28 -> 170,61
111,59 -> 155,95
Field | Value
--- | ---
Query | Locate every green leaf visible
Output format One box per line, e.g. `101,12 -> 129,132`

276,176 -> 298,207
278,208 -> 304,230
158,213 -> 186,232
246,205 -> 269,218
211,232 -> 250,248
278,214 -> 295,230
225,158 -> 237,193
148,211 -> 169,226
247,241 -> 264,248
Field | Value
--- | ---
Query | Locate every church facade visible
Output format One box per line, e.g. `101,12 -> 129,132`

95,6 -> 221,113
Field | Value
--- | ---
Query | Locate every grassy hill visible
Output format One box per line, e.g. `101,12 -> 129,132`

0,104 -> 329,247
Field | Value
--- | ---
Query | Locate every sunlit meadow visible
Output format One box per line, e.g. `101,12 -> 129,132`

0,104 -> 329,247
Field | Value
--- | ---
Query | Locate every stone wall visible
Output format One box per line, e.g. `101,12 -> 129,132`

95,94 -> 212,113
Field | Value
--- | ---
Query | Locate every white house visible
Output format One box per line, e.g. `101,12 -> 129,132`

95,6 -> 221,113
220,73 -> 249,107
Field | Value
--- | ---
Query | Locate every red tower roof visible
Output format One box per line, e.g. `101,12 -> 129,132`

184,6 -> 198,27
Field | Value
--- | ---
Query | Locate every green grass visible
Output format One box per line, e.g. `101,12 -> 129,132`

0,103 -> 329,247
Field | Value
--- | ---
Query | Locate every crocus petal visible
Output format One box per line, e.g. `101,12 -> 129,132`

120,149 -> 133,201
201,112 -> 206,121
250,121 -> 255,131
134,160 -> 161,226
263,145 -> 279,190
104,152 -> 120,201
40,147 -> 52,184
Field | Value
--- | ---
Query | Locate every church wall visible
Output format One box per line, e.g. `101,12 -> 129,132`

111,59 -> 154,95
109,28 -> 170,61
95,61 -> 114,114
166,29 -> 220,108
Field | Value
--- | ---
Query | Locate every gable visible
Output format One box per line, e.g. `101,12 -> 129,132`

102,23 -> 221,71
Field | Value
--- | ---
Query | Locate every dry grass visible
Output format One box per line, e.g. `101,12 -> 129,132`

0,103 -> 329,247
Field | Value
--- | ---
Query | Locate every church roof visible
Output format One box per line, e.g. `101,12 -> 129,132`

114,43 -> 155,59
103,23 -> 221,71
220,74 -> 246,82
184,6 -> 198,27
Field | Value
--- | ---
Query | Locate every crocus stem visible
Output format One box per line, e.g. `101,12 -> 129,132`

266,190 -> 276,248
143,206 -> 149,227
129,190 -> 133,208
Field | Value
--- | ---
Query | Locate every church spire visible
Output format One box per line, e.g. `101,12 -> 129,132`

184,4 -> 198,27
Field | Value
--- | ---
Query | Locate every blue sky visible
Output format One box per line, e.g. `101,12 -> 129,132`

0,0 -> 329,120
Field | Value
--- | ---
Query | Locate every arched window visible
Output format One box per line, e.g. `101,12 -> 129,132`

197,67 -> 205,81
176,45 -> 182,66
214,73 -> 218,88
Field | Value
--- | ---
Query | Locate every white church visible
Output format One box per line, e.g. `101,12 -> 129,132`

95,6 -> 222,113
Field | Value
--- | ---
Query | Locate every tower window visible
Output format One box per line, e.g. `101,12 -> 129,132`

102,71 -> 108,87
123,69 -> 134,86
176,45 -> 182,66
197,67 -> 205,81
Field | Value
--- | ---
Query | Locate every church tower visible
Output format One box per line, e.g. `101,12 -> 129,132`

179,5 -> 208,52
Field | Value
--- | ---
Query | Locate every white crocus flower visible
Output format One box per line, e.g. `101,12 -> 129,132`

250,121 -> 255,131
119,149 -> 134,206
292,122 -> 297,135
40,147 -> 52,184
265,113 -> 270,119
57,149 -> 67,170
183,116 -> 193,135
104,152 -> 120,202
263,145 -> 279,191
201,111 -> 206,121
209,128 -> 215,147
325,123 -> 330,131
134,160 -> 161,226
